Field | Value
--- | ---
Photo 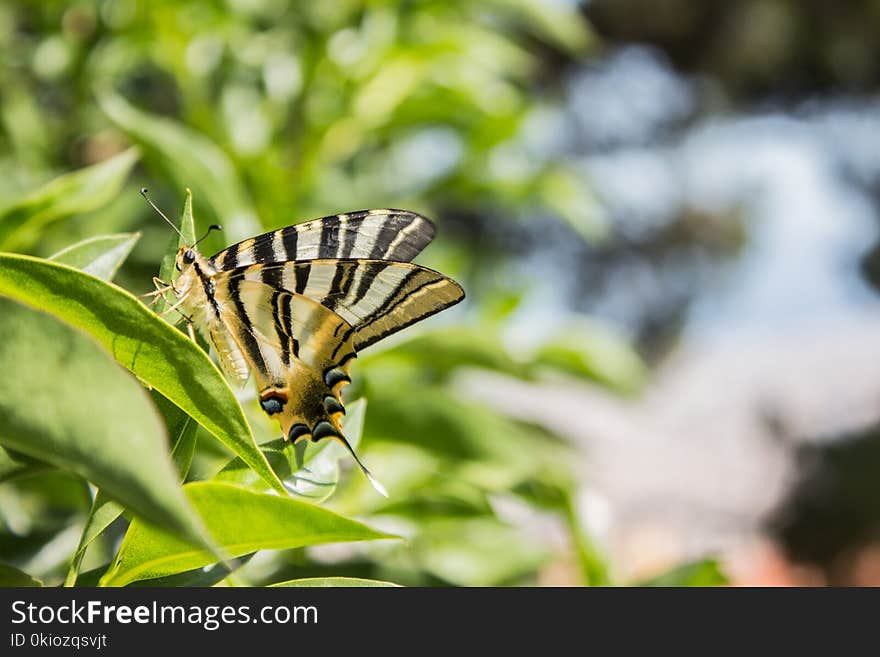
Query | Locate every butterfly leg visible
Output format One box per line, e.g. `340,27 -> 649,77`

156,276 -> 178,293
159,296 -> 188,317
145,293 -> 167,308
140,277 -> 175,307
140,276 -> 173,296
166,307 -> 196,339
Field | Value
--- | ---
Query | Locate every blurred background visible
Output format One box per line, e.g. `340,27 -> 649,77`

3,0 -> 880,586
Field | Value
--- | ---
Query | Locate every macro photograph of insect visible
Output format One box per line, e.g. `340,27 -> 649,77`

3,0 -> 880,608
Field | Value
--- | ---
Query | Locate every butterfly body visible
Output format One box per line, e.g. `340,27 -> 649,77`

162,209 -> 463,490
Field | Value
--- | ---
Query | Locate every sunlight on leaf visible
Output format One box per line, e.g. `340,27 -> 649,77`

270,577 -> 400,587
47,225 -> 205,586
65,391 -> 199,587
100,482 -> 398,586
49,233 -> 141,281
0,299 -> 207,552
0,253 -> 285,495
0,148 -> 139,250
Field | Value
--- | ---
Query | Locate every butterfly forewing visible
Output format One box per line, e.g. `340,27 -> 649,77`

209,209 -> 436,269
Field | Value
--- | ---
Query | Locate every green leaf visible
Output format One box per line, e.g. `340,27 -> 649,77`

638,559 -> 729,587
216,399 -> 367,503
0,253 -> 285,495
151,391 -> 200,480
70,566 -> 107,587
64,391 -> 199,587
412,517 -> 549,586
47,224 -> 205,587
534,321 -> 648,395
98,92 -> 260,242
0,148 -> 139,250
0,299 -> 207,551
156,189 -> 196,315
361,386 -> 568,490
361,327 -> 530,381
100,481 -> 397,586
64,493 -> 124,587
158,189 -> 196,282
562,493 -> 612,586
0,446 -> 49,483
49,233 -> 141,282
270,577 -> 400,587
152,191 -> 210,348
0,563 -> 43,587
127,558 -> 251,587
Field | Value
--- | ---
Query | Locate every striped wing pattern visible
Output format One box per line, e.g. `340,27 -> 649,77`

215,260 -> 465,352
212,279 -> 357,445
192,208 -> 462,492
209,209 -> 435,270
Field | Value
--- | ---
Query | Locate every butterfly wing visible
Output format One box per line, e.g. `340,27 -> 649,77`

215,259 -> 465,351
211,277 -> 387,494
209,209 -> 436,270
208,323 -> 251,387
211,276 -> 355,433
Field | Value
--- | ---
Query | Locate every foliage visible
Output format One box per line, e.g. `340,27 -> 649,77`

101,482 -> 395,587
0,252 -> 283,495
638,559 -> 728,588
0,0 -> 722,586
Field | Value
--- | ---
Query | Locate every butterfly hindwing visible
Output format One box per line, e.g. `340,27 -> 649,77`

211,278 -> 357,444
209,209 -> 436,270
209,324 -> 251,387
215,260 -> 465,351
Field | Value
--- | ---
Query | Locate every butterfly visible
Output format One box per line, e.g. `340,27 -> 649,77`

142,190 -> 464,495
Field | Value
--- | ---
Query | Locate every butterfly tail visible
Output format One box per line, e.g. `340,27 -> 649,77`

333,433 -> 388,498
286,410 -> 388,498
272,361 -> 387,497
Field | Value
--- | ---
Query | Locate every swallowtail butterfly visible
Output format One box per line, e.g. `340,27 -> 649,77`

143,191 -> 464,495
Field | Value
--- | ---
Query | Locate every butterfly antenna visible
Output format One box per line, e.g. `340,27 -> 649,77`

336,435 -> 388,498
193,224 -> 223,248
140,188 -> 184,240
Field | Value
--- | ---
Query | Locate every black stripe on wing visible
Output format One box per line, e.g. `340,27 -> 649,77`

216,259 -> 465,352
214,278 -> 355,380
209,209 -> 436,269
349,266 -> 465,351
226,274 -> 267,375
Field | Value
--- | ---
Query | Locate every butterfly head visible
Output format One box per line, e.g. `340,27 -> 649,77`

175,246 -> 198,273
170,244 -> 219,304
170,223 -> 223,294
